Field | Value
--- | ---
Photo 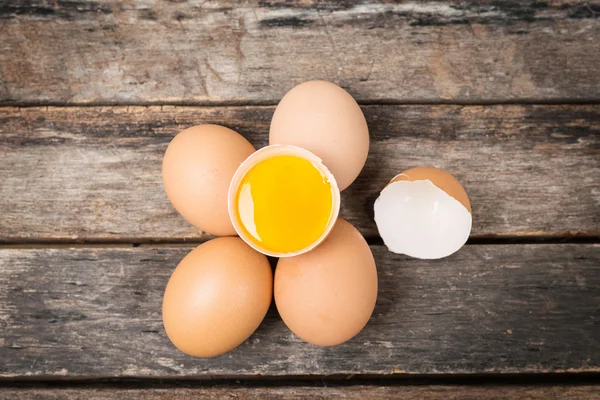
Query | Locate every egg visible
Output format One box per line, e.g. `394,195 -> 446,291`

162,124 -> 255,236
269,81 -> 369,191
374,166 -> 472,259
162,237 -> 272,358
228,144 -> 341,257
274,219 -> 378,346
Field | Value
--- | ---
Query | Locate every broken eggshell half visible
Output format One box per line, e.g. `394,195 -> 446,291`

374,166 -> 472,259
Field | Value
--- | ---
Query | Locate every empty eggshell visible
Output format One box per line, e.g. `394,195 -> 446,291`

162,237 -> 272,358
374,166 -> 472,259
162,124 -> 255,236
274,219 -> 378,346
269,80 -> 369,191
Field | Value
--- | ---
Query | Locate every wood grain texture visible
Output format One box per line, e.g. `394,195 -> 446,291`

0,244 -> 598,377
1,1 -> 599,104
1,105 -> 598,242
1,385 -> 600,400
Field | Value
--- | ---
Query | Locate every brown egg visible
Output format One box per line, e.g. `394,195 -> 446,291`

162,237 -> 272,358
162,124 -> 255,236
390,166 -> 471,212
269,81 -> 369,191
375,166 -> 472,259
274,219 -> 378,346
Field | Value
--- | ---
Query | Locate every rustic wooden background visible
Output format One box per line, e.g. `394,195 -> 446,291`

1,0 -> 599,398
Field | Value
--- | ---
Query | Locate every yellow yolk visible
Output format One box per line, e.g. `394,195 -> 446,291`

235,155 -> 334,254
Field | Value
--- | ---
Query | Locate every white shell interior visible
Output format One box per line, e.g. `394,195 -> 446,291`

374,180 -> 472,259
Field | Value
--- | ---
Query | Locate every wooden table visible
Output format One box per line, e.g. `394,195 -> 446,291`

1,1 -> 599,398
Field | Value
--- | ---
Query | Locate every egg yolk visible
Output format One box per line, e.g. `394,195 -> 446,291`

235,155 -> 334,254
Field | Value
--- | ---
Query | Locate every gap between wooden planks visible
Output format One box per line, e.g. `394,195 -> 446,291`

1,105 -> 598,243
0,244 -> 598,378
0,1 -> 599,104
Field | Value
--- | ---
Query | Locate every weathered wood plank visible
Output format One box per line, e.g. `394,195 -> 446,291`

1,385 -> 600,400
1,105 -> 598,242
0,244 -> 598,377
1,1 -> 599,104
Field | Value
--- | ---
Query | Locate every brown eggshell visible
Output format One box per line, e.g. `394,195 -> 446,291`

162,124 -> 255,236
162,237 -> 272,358
391,166 -> 471,213
274,219 -> 378,346
269,81 -> 369,191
